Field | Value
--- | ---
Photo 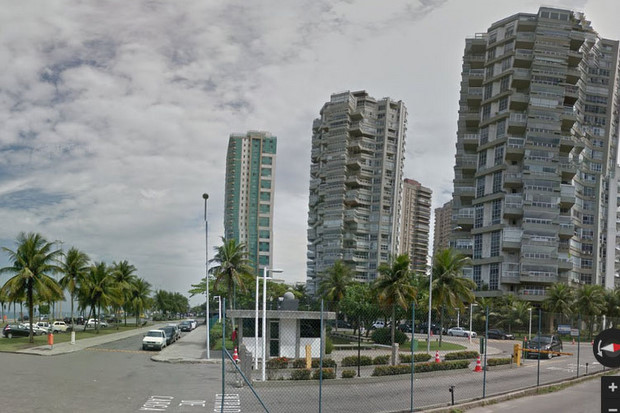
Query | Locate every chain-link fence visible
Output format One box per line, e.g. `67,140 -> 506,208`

214,300 -> 612,412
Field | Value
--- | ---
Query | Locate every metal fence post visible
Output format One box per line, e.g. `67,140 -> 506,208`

221,298 -> 226,413
482,305 -> 488,398
319,299 -> 324,413
358,314 -> 361,378
577,313 -> 581,378
537,308 -> 541,387
410,302 -> 415,412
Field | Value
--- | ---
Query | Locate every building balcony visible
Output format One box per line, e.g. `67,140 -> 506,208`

505,137 -> 525,160
561,107 -> 577,129
501,272 -> 521,284
460,110 -> 480,128
475,290 -> 503,298
507,112 -> 527,133
518,290 -> 546,302
462,133 -> 479,150
455,154 -> 477,172
467,88 -> 482,105
560,184 -> 575,207
514,49 -> 533,67
350,122 -> 376,137
511,69 -> 531,89
566,67 -> 580,84
453,186 -> 475,200
520,273 -> 558,284
509,92 -> 529,111
515,32 -> 535,47
560,162 -> 578,180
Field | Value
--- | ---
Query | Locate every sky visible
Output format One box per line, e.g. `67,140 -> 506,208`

1,0 -> 620,306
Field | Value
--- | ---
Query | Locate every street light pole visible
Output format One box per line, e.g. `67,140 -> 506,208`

469,303 -> 477,344
214,296 -> 221,322
528,307 -> 532,341
202,193 -> 210,359
426,270 -> 433,354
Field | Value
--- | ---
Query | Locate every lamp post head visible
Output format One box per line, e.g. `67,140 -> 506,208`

202,193 -> 209,200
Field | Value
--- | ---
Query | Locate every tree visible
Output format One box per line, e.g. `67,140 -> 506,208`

318,260 -> 353,327
209,238 -> 253,310
0,232 -> 63,343
59,247 -> 90,327
129,278 -> 152,326
111,260 -> 137,327
339,283 -> 379,336
80,262 -> 113,333
575,284 -> 606,339
430,249 -> 475,343
374,254 -> 417,365
543,283 -> 575,331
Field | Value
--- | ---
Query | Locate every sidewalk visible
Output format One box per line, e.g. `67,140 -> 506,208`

151,325 -> 221,364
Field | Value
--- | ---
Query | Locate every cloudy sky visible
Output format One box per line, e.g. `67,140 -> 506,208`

1,0 -> 619,305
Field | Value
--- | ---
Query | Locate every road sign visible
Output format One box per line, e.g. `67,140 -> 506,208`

570,328 -> 579,337
593,329 -> 620,368
558,324 -> 571,334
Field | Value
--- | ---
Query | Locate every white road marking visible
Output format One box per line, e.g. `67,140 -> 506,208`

140,395 -> 174,411
214,394 -> 241,413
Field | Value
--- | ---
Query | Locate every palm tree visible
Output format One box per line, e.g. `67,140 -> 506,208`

318,260 -> 353,327
129,278 -> 152,326
575,284 -> 606,339
59,247 -> 90,328
430,249 -> 476,341
374,254 -> 417,365
80,262 -> 113,333
111,260 -> 137,327
543,283 -> 575,331
604,288 -> 620,321
0,232 -> 63,342
209,237 -> 253,310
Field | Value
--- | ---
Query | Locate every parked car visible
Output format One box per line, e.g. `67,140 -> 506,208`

398,323 -> 412,333
372,320 -> 386,329
142,330 -> 167,351
417,322 -> 446,335
169,324 -> 181,341
158,326 -> 176,345
86,319 -> 108,328
188,319 -> 197,330
179,320 -> 192,332
524,335 -> 563,359
328,320 -> 352,329
30,324 -> 49,335
34,321 -> 51,331
3,324 -> 31,338
51,321 -> 70,333
488,329 -> 515,340
447,326 -> 477,338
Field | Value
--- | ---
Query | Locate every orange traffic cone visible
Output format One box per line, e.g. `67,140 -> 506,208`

232,347 -> 239,363
473,355 -> 482,372
435,350 -> 441,363
572,338 -> 575,345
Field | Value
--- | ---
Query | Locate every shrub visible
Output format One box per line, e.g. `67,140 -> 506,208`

325,336 -> 334,355
312,368 -> 335,379
487,357 -> 511,366
341,355 -> 373,367
371,360 -> 470,376
444,351 -> 479,361
399,353 -> 432,363
290,369 -> 312,380
266,357 -> 289,369
341,369 -> 356,379
292,358 -> 337,368
373,355 -> 390,365
371,327 -> 407,345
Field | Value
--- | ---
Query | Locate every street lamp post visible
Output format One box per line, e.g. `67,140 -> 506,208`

257,267 -> 283,379
426,270 -> 433,354
455,308 -> 460,328
528,307 -> 532,341
202,193 -> 210,359
469,303 -> 478,344
213,296 -> 221,322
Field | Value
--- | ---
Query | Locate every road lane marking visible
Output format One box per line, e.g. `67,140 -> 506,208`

86,348 -> 151,354
214,394 -> 241,413
140,395 -> 174,411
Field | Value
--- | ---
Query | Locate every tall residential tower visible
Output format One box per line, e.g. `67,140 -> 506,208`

224,131 -> 277,276
451,7 -> 620,301
307,91 -> 407,295
399,178 -> 432,274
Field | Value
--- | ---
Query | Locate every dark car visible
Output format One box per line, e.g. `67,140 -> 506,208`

328,320 -> 352,329
3,324 -> 31,338
416,322 -> 446,335
524,335 -> 563,359
488,329 -> 515,340
179,320 -> 192,332
398,323 -> 412,333
158,326 -> 175,345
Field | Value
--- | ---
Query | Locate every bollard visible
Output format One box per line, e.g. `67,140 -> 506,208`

70,331 -> 76,345
585,362 -> 589,375
448,385 -> 455,405
305,344 -> 312,369
48,332 -> 54,349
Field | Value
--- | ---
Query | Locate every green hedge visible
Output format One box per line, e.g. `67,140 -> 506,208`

371,360 -> 470,376
292,358 -> 337,368
312,368 -> 335,379
399,353 -> 432,363
291,369 -> 312,380
371,328 -> 408,345
341,369 -> 356,378
266,357 -> 289,369
373,355 -> 390,365
341,355 -> 373,367
444,351 -> 479,360
487,357 -> 511,366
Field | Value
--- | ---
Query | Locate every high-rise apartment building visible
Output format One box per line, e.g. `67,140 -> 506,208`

399,178 -> 432,274
224,131 -> 277,276
307,91 -> 407,295
433,200 -> 453,257
452,7 -> 620,301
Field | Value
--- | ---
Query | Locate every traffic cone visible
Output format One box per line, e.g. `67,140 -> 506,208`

572,338 -> 575,345
435,350 -> 441,363
232,347 -> 239,363
473,355 -> 482,372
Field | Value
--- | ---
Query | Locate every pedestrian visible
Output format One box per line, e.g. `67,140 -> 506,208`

232,327 -> 238,346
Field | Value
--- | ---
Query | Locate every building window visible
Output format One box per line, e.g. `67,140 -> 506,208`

473,234 -> 482,259
476,177 -> 485,198
494,145 -> 504,165
473,265 -> 482,288
492,171 -> 503,193
500,76 -> 510,93
482,104 -> 491,120
485,66 -> 494,80
475,204 -> 484,228
490,231 -> 500,256
480,127 -> 489,145
489,263 -> 499,290
496,120 -> 506,138
491,199 -> 502,224
498,96 -> 508,112
501,58 -> 512,72
484,84 -> 493,100
478,150 -> 487,169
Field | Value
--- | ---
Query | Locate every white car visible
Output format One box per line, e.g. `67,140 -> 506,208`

447,326 -> 477,338
51,321 -> 69,333
86,319 -> 108,328
372,320 -> 386,329
142,330 -> 167,351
